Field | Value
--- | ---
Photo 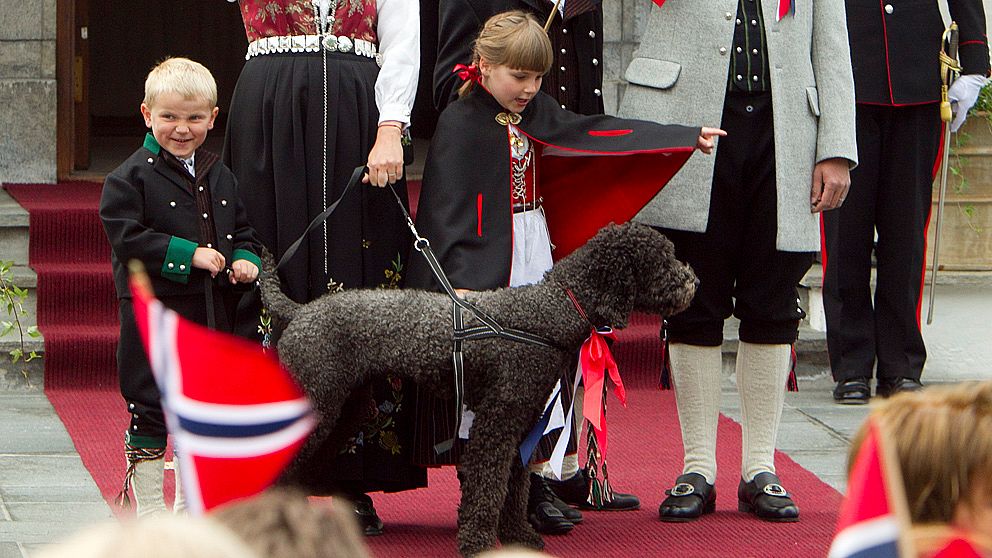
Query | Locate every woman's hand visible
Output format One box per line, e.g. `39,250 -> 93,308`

696,127 -> 727,155
364,122 -> 405,187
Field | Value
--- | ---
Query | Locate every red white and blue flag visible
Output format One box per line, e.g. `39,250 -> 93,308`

828,419 -> 912,558
129,271 -> 315,515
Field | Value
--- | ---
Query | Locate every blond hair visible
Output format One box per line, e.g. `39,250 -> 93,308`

848,381 -> 992,524
458,10 -> 554,97
211,488 -> 370,558
35,515 -> 259,558
143,57 -> 217,107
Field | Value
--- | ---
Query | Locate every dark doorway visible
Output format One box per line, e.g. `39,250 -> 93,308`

58,0 -> 438,180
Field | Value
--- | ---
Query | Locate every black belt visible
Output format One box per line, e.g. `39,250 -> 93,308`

512,201 -> 542,214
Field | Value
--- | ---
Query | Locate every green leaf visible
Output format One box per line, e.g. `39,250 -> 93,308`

26,351 -> 40,362
9,348 -> 22,363
0,321 -> 13,336
27,325 -> 40,338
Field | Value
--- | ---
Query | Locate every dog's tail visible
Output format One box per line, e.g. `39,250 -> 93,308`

258,247 -> 300,325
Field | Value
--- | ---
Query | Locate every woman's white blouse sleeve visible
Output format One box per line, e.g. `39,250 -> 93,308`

375,0 -> 420,126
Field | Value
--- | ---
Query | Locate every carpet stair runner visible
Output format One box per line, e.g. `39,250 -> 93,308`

4,182 -> 118,390
5,181 -> 843,556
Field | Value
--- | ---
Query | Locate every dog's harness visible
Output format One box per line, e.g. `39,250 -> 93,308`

277,166 -> 559,454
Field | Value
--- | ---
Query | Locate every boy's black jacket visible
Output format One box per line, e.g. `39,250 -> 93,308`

100,139 -> 261,299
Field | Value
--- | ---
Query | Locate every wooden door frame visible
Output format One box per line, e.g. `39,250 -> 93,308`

56,0 -> 90,179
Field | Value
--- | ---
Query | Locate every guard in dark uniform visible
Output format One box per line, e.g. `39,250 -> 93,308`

825,0 -> 990,404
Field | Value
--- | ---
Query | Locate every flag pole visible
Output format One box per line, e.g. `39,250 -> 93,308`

544,0 -> 565,32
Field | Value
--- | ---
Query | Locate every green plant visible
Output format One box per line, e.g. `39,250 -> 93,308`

943,82 -> 992,234
0,260 -> 41,378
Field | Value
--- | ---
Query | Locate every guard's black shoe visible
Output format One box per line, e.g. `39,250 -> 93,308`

548,469 -> 640,511
528,474 -> 574,535
737,472 -> 799,522
875,377 -> 923,398
352,494 -> 384,536
833,377 -> 871,405
658,472 -> 715,522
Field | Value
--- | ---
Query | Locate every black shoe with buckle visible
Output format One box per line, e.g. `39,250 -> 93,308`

528,474 -> 575,535
875,377 -> 923,398
658,472 -> 715,522
737,472 -> 799,522
352,494 -> 384,536
833,377 -> 871,405
547,469 -> 640,511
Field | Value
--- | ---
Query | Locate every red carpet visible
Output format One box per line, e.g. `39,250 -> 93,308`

7,182 -> 840,556
4,182 -> 119,389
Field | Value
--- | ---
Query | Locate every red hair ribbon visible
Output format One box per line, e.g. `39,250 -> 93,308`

453,63 -> 482,84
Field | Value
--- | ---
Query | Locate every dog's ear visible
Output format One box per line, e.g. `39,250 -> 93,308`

588,224 -> 637,328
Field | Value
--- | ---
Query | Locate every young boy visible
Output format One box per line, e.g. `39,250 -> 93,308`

100,57 -> 262,517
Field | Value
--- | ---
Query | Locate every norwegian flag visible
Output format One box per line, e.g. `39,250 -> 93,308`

828,419 -> 913,558
129,269 -> 315,515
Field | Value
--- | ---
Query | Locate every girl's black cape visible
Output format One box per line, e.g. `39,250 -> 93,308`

407,87 -> 700,291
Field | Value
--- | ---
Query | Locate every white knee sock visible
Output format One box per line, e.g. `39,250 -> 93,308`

131,457 -> 167,518
669,343 -> 723,484
172,458 -> 186,514
736,341 -> 792,482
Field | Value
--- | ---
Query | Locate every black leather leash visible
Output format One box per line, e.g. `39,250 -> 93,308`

277,166 -> 555,454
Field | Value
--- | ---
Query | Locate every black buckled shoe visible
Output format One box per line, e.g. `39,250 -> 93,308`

352,494 -> 384,536
875,377 -> 923,398
528,474 -> 575,535
547,469 -> 640,511
737,472 -> 799,522
833,377 -> 871,405
658,472 -> 715,522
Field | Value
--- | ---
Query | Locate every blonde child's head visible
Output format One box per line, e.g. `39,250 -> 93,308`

143,57 -> 217,108
139,57 -> 219,159
848,381 -> 992,531
458,11 -> 553,99
35,515 -> 259,558
211,488 -> 370,558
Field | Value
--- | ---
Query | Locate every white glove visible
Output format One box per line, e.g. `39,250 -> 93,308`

948,74 -> 989,132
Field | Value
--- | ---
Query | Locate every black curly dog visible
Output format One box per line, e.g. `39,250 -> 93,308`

258,222 -> 696,556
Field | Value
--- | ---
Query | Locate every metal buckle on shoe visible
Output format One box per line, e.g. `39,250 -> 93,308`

762,483 -> 788,497
670,482 -> 696,497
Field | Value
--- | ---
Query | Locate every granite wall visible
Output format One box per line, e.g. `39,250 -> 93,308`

0,0 -> 57,184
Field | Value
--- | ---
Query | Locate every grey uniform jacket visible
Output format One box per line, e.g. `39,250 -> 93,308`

619,0 -> 857,252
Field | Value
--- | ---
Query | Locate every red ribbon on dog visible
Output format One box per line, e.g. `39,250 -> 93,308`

453,63 -> 482,84
579,327 -> 626,459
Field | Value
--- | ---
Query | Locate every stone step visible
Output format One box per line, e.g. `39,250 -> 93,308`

0,189 -> 30,265
0,188 -> 44,391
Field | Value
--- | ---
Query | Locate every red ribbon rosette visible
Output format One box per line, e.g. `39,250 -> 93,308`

579,327 -> 626,459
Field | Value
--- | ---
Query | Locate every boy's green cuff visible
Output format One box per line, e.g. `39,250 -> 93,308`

161,236 -> 197,284
232,249 -> 262,270
124,432 -> 167,450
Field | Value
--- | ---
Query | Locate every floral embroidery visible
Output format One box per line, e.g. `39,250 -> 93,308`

258,308 -> 273,350
380,253 -> 403,290
340,374 -> 405,456
326,277 -> 345,294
